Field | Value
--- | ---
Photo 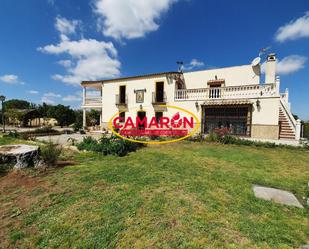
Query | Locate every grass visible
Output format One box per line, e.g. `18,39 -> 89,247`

0,137 -> 308,248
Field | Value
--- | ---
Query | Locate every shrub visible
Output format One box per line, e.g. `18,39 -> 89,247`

303,123 -> 309,139
203,131 -> 306,150
4,131 -> 20,138
72,122 -> 82,132
40,141 -> 62,166
77,135 -> 144,157
187,133 -> 204,142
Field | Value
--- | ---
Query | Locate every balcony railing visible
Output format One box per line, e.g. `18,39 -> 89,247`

152,92 -> 167,104
84,97 -> 102,106
175,83 -> 277,101
116,94 -> 128,106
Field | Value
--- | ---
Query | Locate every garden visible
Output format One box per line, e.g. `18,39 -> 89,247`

0,131 -> 308,248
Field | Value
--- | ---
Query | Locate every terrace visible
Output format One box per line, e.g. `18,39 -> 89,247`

82,83 -> 102,108
174,83 -> 278,101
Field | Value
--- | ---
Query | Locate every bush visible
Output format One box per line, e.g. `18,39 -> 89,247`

72,122 -> 82,132
203,131 -> 306,150
77,135 -> 144,157
4,131 -> 20,138
303,123 -> 309,139
40,141 -> 62,166
187,133 -> 204,142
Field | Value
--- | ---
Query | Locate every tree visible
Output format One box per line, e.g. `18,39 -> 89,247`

37,103 -> 52,118
5,109 -> 25,126
87,109 -> 100,126
4,99 -> 31,110
73,110 -> 83,131
304,122 -> 309,139
47,105 -> 75,127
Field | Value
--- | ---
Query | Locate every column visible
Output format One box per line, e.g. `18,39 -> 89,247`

295,119 -> 301,140
83,87 -> 86,105
275,76 -> 280,95
83,109 -> 86,128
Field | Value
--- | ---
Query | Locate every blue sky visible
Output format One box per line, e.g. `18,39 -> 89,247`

0,0 -> 308,119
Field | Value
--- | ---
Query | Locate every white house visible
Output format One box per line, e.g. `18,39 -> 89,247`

81,54 -> 301,140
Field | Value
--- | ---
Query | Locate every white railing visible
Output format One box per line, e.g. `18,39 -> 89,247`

280,98 -> 296,130
175,84 -> 278,101
84,97 -> 102,106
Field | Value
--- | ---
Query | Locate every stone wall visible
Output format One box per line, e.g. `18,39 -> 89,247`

251,124 -> 279,140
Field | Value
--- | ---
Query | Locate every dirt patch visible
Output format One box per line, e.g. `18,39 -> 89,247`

56,160 -> 75,168
0,171 -> 49,248
0,171 -> 45,192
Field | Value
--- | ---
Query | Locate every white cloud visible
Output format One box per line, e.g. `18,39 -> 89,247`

275,12 -> 309,42
47,0 -> 55,6
41,96 -> 55,104
41,92 -> 62,104
94,0 -> 177,40
55,16 -> 80,37
27,90 -> 39,95
276,55 -> 307,74
262,55 -> 307,75
39,17 -> 121,86
62,94 -> 82,102
0,74 -> 24,84
183,59 -> 205,71
57,59 -> 72,68
44,92 -> 62,98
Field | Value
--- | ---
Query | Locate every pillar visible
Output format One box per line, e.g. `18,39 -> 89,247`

275,76 -> 280,95
83,87 -> 86,105
83,109 -> 86,128
295,119 -> 301,140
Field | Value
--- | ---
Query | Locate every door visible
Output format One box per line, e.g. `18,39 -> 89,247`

137,111 -> 146,129
203,106 -> 250,136
156,82 -> 164,102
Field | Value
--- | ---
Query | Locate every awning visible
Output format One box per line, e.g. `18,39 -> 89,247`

202,99 -> 252,106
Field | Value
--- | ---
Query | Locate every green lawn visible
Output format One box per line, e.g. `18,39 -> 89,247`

0,137 -> 308,249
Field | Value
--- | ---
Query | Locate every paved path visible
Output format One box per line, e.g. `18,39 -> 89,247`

36,133 -> 102,146
241,137 -> 301,146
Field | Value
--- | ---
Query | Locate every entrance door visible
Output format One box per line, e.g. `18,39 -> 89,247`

156,82 -> 164,102
137,111 -> 146,129
203,106 -> 250,136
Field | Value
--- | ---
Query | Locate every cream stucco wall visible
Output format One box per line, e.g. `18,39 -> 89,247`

93,64 -> 281,140
183,65 -> 260,88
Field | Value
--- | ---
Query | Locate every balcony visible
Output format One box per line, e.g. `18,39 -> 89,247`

152,92 -> 167,104
116,94 -> 128,106
174,83 -> 278,101
83,97 -> 102,107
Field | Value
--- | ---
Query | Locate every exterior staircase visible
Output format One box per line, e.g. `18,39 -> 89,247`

279,107 -> 296,140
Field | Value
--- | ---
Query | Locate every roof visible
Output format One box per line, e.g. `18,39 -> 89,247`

81,71 -> 181,86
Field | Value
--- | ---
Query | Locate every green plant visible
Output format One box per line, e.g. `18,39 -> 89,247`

67,137 -> 78,146
4,131 -> 20,138
77,135 -> 144,157
40,141 -> 62,166
187,133 -> 204,142
303,122 -> 309,139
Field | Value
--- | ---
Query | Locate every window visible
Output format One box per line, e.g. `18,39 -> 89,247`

119,112 -> 125,123
119,85 -> 126,104
155,112 -> 163,124
155,82 -> 164,102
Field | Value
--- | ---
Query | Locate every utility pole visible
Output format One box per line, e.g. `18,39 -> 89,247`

0,95 -> 6,133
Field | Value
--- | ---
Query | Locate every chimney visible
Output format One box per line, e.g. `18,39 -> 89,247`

265,53 -> 276,83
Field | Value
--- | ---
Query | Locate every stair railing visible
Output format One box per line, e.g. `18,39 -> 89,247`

280,98 -> 296,131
